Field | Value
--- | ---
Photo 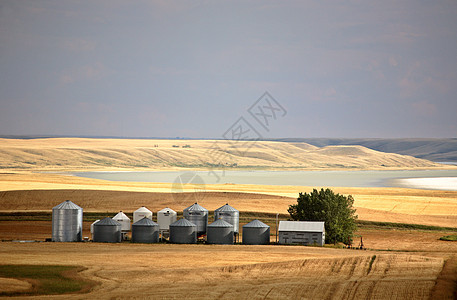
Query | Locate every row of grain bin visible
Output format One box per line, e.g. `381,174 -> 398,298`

51,200 -> 270,244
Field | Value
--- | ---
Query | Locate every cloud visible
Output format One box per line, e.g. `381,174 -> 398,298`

59,62 -> 110,84
61,38 -> 96,52
411,100 -> 437,117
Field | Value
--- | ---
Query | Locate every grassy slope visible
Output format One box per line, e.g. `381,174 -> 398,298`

275,138 -> 457,162
0,137 -> 448,171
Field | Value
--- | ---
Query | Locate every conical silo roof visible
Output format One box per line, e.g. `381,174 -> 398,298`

170,218 -> 196,227
208,219 -> 233,228
158,207 -> 176,214
215,203 -> 238,212
135,206 -> 152,213
183,203 -> 208,212
243,219 -> 269,228
94,217 -> 121,226
113,211 -> 130,221
52,200 -> 82,210
133,217 -> 158,227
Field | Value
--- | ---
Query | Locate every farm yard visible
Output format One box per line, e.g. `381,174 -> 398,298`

0,138 -> 456,298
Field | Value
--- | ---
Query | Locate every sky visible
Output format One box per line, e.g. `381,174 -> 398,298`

1,1 -> 456,139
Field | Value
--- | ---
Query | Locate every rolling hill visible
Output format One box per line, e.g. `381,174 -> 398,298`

0,138 -> 448,171
273,138 -> 457,163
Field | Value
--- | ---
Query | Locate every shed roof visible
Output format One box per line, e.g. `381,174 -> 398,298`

278,221 -> 325,232
243,219 -> 269,228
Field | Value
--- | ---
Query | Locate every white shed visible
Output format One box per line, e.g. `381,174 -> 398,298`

278,221 -> 325,246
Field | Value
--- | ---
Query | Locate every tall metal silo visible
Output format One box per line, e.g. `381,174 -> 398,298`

157,207 -> 177,231
214,203 -> 239,233
183,203 -> 208,236
207,219 -> 234,245
52,200 -> 83,242
133,206 -> 153,224
242,220 -> 270,245
131,217 -> 159,243
93,217 -> 122,243
169,219 -> 197,244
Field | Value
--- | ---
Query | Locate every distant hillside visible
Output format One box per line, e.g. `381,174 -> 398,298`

0,138 -> 448,171
272,138 -> 457,163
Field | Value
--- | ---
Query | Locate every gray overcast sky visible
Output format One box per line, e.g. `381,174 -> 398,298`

1,1 -> 456,138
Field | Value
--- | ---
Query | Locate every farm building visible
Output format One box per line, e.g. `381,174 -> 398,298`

278,221 -> 325,246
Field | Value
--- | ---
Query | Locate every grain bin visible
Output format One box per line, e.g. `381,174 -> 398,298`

52,200 -> 83,242
131,217 -> 159,243
207,219 -> 234,245
242,220 -> 270,245
113,211 -> 131,232
90,219 -> 100,240
157,207 -> 177,231
169,219 -> 197,244
214,203 -> 239,233
183,203 -> 208,235
133,206 -> 153,224
93,217 -> 122,243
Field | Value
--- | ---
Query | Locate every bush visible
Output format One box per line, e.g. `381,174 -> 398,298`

288,188 -> 358,244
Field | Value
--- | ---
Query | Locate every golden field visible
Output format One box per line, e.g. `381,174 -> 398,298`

0,137 -> 448,171
0,137 -> 456,299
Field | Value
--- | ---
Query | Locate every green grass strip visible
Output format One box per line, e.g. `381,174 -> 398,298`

0,265 -> 92,296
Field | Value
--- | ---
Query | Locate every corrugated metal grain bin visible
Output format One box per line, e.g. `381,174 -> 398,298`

214,203 -> 239,233
207,219 -> 234,245
133,206 -> 153,224
157,207 -> 177,231
52,200 -> 83,242
131,217 -> 159,243
183,203 -> 208,235
93,217 -> 122,243
242,220 -> 270,245
169,219 -> 197,244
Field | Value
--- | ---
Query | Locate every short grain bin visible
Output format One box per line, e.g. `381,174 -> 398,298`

183,203 -> 208,236
214,203 -> 239,233
133,206 -> 153,224
90,219 -> 100,240
131,217 -> 159,243
242,220 -> 270,245
207,219 -> 234,245
93,217 -> 122,243
52,200 -> 83,242
169,219 -> 197,244
113,211 -> 131,232
157,207 -> 177,231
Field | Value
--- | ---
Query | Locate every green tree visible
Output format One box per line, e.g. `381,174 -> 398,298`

288,188 -> 357,244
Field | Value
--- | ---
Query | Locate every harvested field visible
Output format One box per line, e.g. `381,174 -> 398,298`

0,242 -> 446,299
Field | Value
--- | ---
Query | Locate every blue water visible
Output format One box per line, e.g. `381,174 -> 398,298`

73,169 -> 457,189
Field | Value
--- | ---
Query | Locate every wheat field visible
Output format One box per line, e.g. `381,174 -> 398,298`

0,242 -> 448,299
0,138 -> 456,298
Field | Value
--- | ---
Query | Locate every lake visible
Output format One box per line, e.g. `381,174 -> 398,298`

73,169 -> 457,191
